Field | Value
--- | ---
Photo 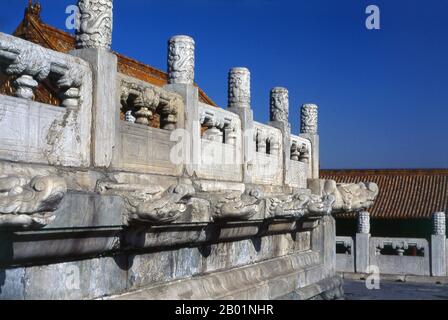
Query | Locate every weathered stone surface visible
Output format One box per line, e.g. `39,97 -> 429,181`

300,104 -> 318,134
173,247 -> 203,279
164,83 -> 200,176
0,255 -> 127,300
47,192 -> 123,228
128,251 -> 174,289
70,48 -> 117,167
336,236 -> 355,272
433,212 -> 446,236
431,235 -> 446,277
110,250 -> 322,300
293,276 -> 343,300
197,103 -> 243,182
269,120 -> 291,187
0,268 -> 25,300
355,233 -> 370,274
115,74 -> 185,175
252,122 -> 283,185
0,97 -> 90,166
0,230 -> 120,266
193,180 -> 245,193
227,105 -> 255,184
0,33 -> 92,167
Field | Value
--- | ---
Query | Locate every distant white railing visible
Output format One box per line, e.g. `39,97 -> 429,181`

336,212 -> 446,277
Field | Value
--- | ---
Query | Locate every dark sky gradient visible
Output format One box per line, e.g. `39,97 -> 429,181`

1,0 -> 447,169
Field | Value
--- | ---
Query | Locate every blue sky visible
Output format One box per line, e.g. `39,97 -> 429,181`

1,0 -> 447,169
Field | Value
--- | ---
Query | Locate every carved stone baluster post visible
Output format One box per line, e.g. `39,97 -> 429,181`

357,211 -> 370,234
53,64 -> 83,109
270,87 -> 289,123
133,93 -> 153,126
355,211 -> 370,274
227,67 -> 254,183
71,0 -> 117,167
300,104 -> 319,179
168,35 -> 195,85
256,129 -> 267,153
159,96 -> 181,130
290,143 -> 300,161
433,212 -> 446,236
201,112 -> 223,142
269,87 -> 291,186
228,67 -> 251,109
225,125 -> 237,146
431,212 -> 446,276
165,35 -> 198,175
75,0 -> 113,50
14,75 -> 38,100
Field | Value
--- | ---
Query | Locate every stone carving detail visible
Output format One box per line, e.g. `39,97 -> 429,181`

228,67 -> 250,109
298,144 -> 310,163
0,33 -> 85,105
270,87 -> 289,122
0,175 -> 67,229
224,126 -> 238,146
301,104 -> 318,134
267,135 -> 280,155
266,192 -> 335,219
52,63 -> 84,108
357,211 -> 370,234
432,212 -> 446,236
200,110 -> 224,142
167,35 -> 195,85
97,181 -> 195,225
199,107 -> 235,143
253,126 -> 279,155
336,240 -> 352,255
76,0 -> 113,49
208,188 -> 262,221
321,180 -> 379,214
120,80 -> 182,129
0,39 -> 50,99
256,129 -> 267,153
291,137 -> 311,164
290,143 -> 300,161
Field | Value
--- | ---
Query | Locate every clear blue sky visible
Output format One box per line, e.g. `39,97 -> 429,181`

1,0 -> 447,169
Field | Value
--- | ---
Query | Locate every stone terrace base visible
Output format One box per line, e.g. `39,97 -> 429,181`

0,217 -> 339,300
108,251 -> 342,300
